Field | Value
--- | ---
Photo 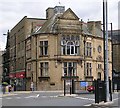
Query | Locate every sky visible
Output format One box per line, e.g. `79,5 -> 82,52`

0,0 -> 119,50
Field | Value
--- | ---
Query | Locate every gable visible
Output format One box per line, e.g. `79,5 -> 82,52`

61,8 -> 79,20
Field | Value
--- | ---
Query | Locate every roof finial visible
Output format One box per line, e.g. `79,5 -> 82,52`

58,0 -> 61,5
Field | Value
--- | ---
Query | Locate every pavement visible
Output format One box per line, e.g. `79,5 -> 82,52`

1,91 -> 120,107
1,90 -> 63,97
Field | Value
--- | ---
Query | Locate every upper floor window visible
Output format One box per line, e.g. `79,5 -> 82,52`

26,40 -> 31,59
98,45 -> 102,53
40,41 -> 48,56
61,35 -> 80,55
40,62 -> 49,77
86,42 -> 92,57
86,62 -> 92,76
98,64 -> 102,69
62,62 -> 77,76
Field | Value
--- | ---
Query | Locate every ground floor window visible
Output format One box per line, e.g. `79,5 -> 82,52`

86,62 -> 92,76
62,62 -> 77,76
40,62 -> 49,77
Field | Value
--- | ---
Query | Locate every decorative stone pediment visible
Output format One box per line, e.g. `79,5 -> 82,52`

61,8 -> 79,20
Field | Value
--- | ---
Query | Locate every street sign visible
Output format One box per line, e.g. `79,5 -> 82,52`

80,82 -> 88,87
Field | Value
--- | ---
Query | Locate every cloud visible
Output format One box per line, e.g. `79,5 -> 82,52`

0,0 -> 119,50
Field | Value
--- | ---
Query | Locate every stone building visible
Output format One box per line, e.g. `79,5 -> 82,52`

9,16 -> 47,90
109,30 -> 120,72
0,50 -> 5,84
25,6 -> 112,91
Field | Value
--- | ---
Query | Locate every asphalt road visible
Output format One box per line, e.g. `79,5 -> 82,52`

1,91 -> 120,107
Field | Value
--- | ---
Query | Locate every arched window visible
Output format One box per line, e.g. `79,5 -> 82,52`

61,35 -> 80,55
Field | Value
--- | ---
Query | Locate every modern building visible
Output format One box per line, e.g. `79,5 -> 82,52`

9,16 -> 47,90
25,6 -> 112,91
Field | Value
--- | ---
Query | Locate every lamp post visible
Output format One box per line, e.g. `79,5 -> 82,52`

103,0 -> 110,102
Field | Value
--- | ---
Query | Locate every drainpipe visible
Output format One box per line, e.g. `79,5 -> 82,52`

35,35 -> 38,91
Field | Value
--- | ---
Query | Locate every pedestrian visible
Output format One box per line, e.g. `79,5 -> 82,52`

30,82 -> 34,91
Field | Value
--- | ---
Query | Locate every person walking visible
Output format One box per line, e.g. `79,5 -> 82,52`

30,82 -> 34,92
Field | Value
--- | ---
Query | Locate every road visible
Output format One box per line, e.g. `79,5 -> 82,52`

1,91 -> 120,107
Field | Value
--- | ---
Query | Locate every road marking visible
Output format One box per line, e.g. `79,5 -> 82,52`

36,94 -> 39,97
0,98 -> 2,99
75,97 -> 95,101
6,97 -> 12,99
25,94 -> 39,99
15,97 -> 21,99
84,104 -> 92,106
113,98 -> 119,101
24,96 -> 35,98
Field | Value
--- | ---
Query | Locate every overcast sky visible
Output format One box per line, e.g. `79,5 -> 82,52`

0,0 -> 119,50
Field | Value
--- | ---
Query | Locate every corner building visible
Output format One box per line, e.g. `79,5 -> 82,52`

25,6 -> 112,91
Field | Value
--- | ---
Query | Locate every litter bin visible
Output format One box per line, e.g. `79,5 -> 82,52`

95,79 -> 105,103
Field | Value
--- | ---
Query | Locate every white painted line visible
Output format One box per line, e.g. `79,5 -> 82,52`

25,95 -> 39,99
24,96 -> 35,98
84,104 -> 92,106
6,97 -> 12,99
15,97 -> 21,99
75,97 -> 95,101
113,98 -> 119,101
36,94 -> 39,97
41,96 -> 47,98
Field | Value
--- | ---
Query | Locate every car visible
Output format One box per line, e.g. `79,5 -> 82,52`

87,85 -> 95,92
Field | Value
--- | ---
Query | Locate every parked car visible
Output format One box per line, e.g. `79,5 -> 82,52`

87,85 -> 95,92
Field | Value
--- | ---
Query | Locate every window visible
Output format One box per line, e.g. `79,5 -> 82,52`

98,64 -> 102,69
86,62 -> 92,76
63,62 -> 77,76
98,45 -> 102,53
27,64 -> 31,77
40,62 -> 49,77
86,42 -> 92,57
26,40 -> 31,59
61,35 -> 80,55
40,41 -> 48,56
98,72 -> 101,80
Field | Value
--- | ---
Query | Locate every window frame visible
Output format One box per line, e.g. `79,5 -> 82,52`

39,41 -> 48,56
40,62 -> 49,77
61,35 -> 80,55
62,62 -> 77,76
86,62 -> 92,76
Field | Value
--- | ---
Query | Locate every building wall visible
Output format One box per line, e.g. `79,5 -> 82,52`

9,16 -> 47,90
8,7 -> 112,91
25,7 -> 112,91
0,51 -> 4,83
25,33 -> 112,91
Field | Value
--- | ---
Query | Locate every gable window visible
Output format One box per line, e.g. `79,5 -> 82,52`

61,35 -> 80,55
86,42 -> 92,57
40,41 -> 48,56
86,62 -> 92,76
40,62 -> 49,77
63,62 -> 77,76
